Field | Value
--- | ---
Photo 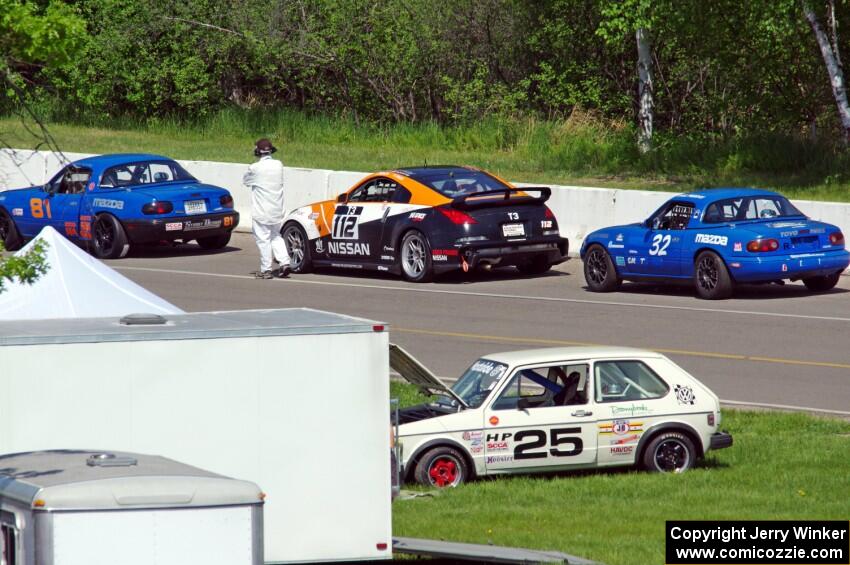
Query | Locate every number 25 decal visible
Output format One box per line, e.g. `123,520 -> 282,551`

649,233 -> 671,256
514,427 -> 583,460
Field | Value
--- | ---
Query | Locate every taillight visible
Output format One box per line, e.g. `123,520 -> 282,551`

544,206 -> 555,219
438,208 -> 478,225
220,194 -> 234,208
829,231 -> 844,246
746,238 -> 779,252
707,413 -> 715,426
142,201 -> 173,215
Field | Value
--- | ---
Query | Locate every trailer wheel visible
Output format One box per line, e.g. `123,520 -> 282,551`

414,446 -> 469,488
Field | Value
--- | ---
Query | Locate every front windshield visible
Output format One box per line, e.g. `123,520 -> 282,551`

100,160 -> 196,188
450,359 -> 508,408
703,195 -> 804,223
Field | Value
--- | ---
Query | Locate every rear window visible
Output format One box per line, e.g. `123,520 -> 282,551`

413,170 -> 511,198
594,360 -> 669,403
703,196 -> 803,223
100,160 -> 196,188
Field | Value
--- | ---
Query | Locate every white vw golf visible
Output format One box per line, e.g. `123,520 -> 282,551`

391,344 -> 732,487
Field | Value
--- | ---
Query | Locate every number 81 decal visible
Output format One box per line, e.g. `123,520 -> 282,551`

514,427 -> 583,460
649,233 -> 671,256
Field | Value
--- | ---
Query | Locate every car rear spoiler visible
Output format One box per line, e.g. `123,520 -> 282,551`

450,187 -> 551,210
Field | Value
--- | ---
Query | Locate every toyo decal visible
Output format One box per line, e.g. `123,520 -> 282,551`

674,384 -> 695,405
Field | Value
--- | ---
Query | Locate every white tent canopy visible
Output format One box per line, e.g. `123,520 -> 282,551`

0,226 -> 183,320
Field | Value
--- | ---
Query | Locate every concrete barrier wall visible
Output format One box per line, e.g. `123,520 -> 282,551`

3,149 -> 850,262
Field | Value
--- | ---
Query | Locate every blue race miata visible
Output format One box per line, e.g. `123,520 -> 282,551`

580,188 -> 849,299
0,153 -> 239,259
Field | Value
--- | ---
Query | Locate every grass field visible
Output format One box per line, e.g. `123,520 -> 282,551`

388,383 -> 850,565
3,108 -> 850,202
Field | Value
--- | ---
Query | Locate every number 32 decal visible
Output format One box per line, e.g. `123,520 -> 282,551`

649,233 -> 671,256
514,427 -> 583,460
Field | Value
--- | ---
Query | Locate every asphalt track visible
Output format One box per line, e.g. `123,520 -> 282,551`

113,232 -> 850,415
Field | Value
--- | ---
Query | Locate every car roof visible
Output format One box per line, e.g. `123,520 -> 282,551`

71,153 -> 175,169
677,187 -> 781,202
482,346 -> 664,366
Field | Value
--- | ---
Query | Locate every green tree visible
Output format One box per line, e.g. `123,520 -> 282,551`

1,0 -> 82,291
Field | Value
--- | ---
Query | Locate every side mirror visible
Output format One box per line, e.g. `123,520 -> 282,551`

517,397 -> 531,411
337,193 -> 348,203
649,217 -> 661,230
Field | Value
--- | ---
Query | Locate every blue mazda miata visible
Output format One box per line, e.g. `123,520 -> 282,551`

580,188 -> 849,299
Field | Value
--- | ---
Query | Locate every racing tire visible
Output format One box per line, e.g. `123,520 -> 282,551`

400,230 -> 434,283
641,431 -> 696,474
694,251 -> 733,299
517,256 -> 552,275
414,446 -> 470,488
0,208 -> 23,251
802,272 -> 841,292
282,222 -> 313,273
583,244 -> 621,292
196,233 -> 231,250
91,214 -> 130,259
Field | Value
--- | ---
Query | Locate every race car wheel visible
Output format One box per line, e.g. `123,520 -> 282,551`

0,208 -> 23,251
642,431 -> 696,474
91,214 -> 130,259
414,446 -> 469,488
694,251 -> 733,299
196,233 -> 231,250
400,230 -> 433,283
802,272 -> 841,292
583,244 -> 620,292
282,222 -> 313,273
517,256 -> 552,275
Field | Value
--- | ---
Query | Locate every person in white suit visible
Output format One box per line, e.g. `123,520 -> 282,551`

243,138 -> 291,278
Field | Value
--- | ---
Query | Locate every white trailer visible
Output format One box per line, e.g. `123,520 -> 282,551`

0,308 -> 392,564
0,450 -> 264,565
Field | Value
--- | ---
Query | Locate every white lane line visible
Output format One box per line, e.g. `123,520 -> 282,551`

115,266 -> 850,323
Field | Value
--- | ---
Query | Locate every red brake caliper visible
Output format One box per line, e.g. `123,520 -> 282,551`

429,458 -> 457,487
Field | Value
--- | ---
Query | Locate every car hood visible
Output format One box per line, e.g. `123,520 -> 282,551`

389,343 -> 468,408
